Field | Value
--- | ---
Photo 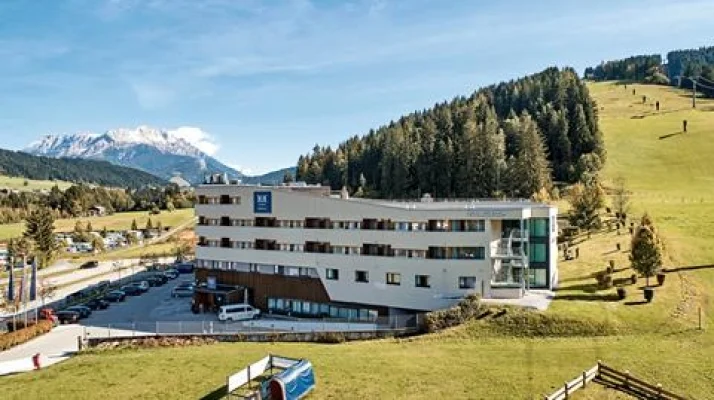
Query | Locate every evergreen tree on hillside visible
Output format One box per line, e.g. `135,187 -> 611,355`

24,208 -> 57,268
504,113 -> 552,198
131,219 -> 138,231
630,213 -> 663,287
467,101 -> 506,197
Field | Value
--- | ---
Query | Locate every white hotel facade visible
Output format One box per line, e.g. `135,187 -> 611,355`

194,180 -> 558,320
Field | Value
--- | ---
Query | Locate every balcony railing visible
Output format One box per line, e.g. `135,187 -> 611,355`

491,239 -> 525,258
501,229 -> 526,239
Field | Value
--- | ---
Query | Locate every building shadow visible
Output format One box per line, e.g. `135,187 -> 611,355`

658,131 -> 684,140
199,385 -> 227,400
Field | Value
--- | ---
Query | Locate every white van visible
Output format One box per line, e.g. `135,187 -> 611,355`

218,304 -> 261,322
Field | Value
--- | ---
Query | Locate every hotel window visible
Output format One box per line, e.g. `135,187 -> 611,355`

386,272 -> 401,285
459,276 -> 477,289
529,243 -> 547,263
529,218 -> 549,238
415,275 -> 431,288
326,268 -> 339,280
466,220 -> 486,232
355,270 -> 369,283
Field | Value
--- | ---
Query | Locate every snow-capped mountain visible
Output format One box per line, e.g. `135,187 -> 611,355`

25,126 -> 241,184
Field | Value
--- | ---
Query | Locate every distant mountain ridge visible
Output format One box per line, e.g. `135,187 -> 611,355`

0,148 -> 166,188
25,126 -> 294,185
26,126 -> 242,185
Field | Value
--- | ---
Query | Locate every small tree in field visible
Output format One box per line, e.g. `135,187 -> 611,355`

568,176 -> 605,231
630,213 -> 663,287
131,219 -> 138,231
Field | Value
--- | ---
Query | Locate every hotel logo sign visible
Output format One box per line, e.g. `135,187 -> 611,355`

253,191 -> 272,214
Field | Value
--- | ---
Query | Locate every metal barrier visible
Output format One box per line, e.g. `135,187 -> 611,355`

84,314 -> 420,339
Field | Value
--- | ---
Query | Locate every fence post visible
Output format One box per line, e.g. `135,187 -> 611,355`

563,381 -> 569,399
597,360 -> 602,377
582,371 -> 587,387
656,383 -> 663,399
108,324 -> 111,338
77,336 -> 83,351
624,370 -> 630,388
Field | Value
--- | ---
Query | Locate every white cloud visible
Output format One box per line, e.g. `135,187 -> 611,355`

167,126 -> 219,155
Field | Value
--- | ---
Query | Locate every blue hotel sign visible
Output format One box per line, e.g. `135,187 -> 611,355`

253,191 -> 272,214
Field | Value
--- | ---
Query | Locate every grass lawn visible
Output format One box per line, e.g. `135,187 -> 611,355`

2,83 -> 714,399
0,175 -> 73,191
1,331 -> 712,400
0,208 -> 194,241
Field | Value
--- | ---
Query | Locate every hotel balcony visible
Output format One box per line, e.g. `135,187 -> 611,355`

490,239 -> 525,258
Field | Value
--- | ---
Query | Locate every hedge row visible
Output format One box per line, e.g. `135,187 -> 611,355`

0,320 -> 55,351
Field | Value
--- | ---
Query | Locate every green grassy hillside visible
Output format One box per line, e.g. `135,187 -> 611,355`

1,82 -> 713,399
0,208 -> 194,241
0,175 -> 73,191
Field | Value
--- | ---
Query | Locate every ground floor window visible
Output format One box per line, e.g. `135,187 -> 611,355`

528,268 -> 548,288
267,297 -> 378,321
459,276 -> 476,289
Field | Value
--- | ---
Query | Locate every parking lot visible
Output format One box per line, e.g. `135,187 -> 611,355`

79,273 -> 211,327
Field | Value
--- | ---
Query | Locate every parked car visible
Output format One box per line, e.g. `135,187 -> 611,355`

85,298 -> 110,310
79,260 -> 99,269
65,305 -> 92,319
175,262 -> 194,274
171,286 -> 194,298
127,280 -> 150,292
56,310 -> 81,324
218,304 -> 261,322
121,285 -> 142,296
163,269 -> 179,279
146,275 -> 167,287
103,290 -> 126,302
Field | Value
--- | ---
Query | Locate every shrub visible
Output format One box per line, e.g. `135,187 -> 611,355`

630,274 -> 638,284
598,274 -> 613,290
0,320 -> 54,351
424,294 -> 485,333
617,287 -> 627,300
314,332 -> 346,344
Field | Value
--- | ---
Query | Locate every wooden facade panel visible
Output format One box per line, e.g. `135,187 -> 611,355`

195,268 -> 330,310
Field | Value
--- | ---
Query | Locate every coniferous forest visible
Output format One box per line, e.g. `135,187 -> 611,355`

296,67 -> 604,199
583,46 -> 714,97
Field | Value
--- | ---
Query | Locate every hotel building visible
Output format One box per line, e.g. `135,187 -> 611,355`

194,178 -> 558,320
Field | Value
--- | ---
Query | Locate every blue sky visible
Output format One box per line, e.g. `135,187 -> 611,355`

1,0 -> 713,174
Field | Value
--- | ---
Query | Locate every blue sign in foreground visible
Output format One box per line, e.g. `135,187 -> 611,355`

254,191 -> 272,214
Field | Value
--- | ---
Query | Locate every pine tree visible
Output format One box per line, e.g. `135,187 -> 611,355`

74,220 -> 84,235
282,170 -> 294,184
86,221 -> 93,233
146,217 -> 153,230
567,178 -> 605,231
101,226 -> 108,238
24,208 -> 56,268
468,102 -> 506,197
505,113 -> 552,198
131,219 -> 138,231
630,213 -> 663,287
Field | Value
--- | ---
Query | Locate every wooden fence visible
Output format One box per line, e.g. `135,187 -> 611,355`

545,361 -> 688,400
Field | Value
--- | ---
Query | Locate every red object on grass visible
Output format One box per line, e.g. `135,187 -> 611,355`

32,353 -> 41,370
